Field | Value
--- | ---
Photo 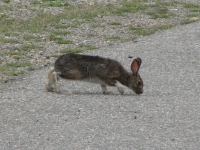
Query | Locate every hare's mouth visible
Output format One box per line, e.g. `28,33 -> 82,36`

134,88 -> 143,94
130,86 -> 143,94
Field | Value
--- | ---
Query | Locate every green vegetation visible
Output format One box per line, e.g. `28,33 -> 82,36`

147,7 -> 174,19
183,3 -> 200,12
60,44 -> 98,54
51,54 -> 61,58
23,34 -> 42,42
42,0 -> 70,7
112,0 -> 148,14
49,36 -> 73,44
182,3 -> 200,9
5,51 -> 25,56
0,68 -> 26,76
82,45 -> 98,50
51,30 -> 71,36
21,44 -> 43,51
0,61 -> 31,76
0,38 -> 19,43
2,0 -> 11,3
109,22 -> 121,26
0,0 -> 149,35
0,0 -> 199,42
60,48 -> 83,54
186,13 -> 199,18
180,18 -> 197,25
105,36 -> 121,40
6,62 -> 31,68
129,24 -> 174,36
31,0 -> 41,5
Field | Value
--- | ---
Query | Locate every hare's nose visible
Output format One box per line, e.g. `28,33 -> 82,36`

136,89 -> 143,94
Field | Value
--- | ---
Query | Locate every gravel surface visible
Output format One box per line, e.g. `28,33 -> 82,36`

0,20 -> 200,149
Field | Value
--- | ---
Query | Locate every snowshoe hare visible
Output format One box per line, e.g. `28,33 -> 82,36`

45,53 -> 143,94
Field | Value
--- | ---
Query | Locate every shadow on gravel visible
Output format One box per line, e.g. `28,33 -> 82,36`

60,91 -> 138,96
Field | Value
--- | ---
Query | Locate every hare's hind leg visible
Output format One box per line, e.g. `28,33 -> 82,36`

45,67 -> 54,92
101,85 -> 109,94
52,72 -> 61,93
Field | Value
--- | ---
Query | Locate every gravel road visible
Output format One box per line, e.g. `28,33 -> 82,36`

0,21 -> 200,149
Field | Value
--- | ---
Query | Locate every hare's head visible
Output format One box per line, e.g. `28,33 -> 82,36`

128,58 -> 143,94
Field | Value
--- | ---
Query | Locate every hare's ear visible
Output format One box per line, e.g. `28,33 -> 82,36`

131,57 -> 142,74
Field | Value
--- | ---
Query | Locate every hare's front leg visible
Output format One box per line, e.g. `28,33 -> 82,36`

116,86 -> 124,95
101,78 -> 124,95
101,85 -> 109,94
107,79 -> 124,95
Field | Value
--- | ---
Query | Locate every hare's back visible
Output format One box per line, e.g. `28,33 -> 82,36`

54,53 -> 117,79
55,53 -> 109,67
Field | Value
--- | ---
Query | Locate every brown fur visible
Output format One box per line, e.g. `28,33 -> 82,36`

45,53 -> 143,94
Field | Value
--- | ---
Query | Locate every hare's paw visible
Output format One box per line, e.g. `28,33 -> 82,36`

101,85 -> 113,94
55,88 -> 61,93
118,87 -> 124,95
55,85 -> 61,93
103,91 -> 114,95
117,86 -> 124,95
45,82 -> 54,92
101,85 -> 108,94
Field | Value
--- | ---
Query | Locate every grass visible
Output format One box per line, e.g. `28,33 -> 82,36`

60,48 -> 83,54
79,44 -> 98,50
129,26 -> 154,35
109,22 -> 121,26
111,0 -> 148,14
6,62 -> 31,68
84,45 -> 98,50
129,24 -> 174,36
187,13 -> 199,17
51,30 -> 71,36
180,18 -> 197,25
147,7 -> 174,19
48,0 -> 65,7
0,38 -> 19,43
5,32 -> 20,37
182,3 -> 200,12
49,36 -> 73,44
182,3 -> 200,9
21,44 -> 43,51
0,61 -> 31,76
5,51 -> 25,56
0,5 -> 11,13
23,34 -> 42,42
0,1 -> 199,35
31,0 -> 42,5
42,0 -> 70,7
51,54 -> 61,58
0,68 -> 26,76
0,0 -> 149,35
60,44 -> 98,54
2,0 -> 11,3
105,36 -> 121,40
